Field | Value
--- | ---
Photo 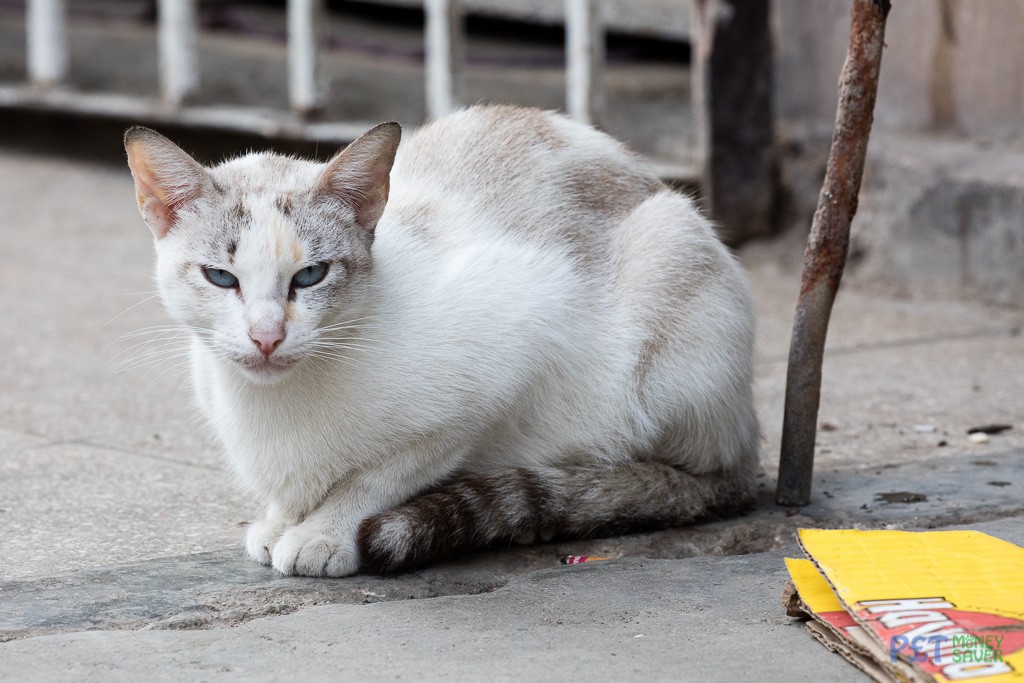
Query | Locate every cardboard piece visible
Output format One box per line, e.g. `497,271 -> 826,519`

786,529 -> 1024,682
787,557 -> 926,682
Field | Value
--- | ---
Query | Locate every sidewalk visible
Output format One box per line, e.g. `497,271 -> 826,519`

0,148 -> 1021,680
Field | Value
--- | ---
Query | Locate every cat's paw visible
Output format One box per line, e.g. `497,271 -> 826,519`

271,525 -> 359,577
245,518 -> 288,565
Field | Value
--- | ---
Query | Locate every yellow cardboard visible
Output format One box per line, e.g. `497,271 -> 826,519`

786,557 -> 848,615
786,557 -> 924,682
798,529 -> 1024,682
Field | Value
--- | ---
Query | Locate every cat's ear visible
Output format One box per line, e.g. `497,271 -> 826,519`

316,122 -> 402,234
124,127 -> 213,239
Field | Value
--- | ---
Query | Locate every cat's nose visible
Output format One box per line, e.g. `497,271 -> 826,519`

250,329 -> 285,357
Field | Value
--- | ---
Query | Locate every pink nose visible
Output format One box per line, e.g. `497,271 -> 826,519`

250,329 -> 285,356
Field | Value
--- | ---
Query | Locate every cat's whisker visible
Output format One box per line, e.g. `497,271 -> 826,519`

120,359 -> 190,383
107,325 -> 214,348
307,354 -> 340,379
112,349 -> 185,373
95,294 -> 162,333
307,346 -> 381,360
107,335 -> 211,362
310,326 -> 379,338
309,334 -> 395,348
307,346 -> 367,358
108,330 -> 191,358
111,333 -> 188,359
140,357 -> 193,393
110,329 -> 193,353
307,339 -> 381,351
175,373 -> 194,395
330,314 -> 379,324
311,337 -> 391,348
114,338 -> 190,362
112,333 -> 196,363
311,345 -> 372,355
315,316 -> 378,327
312,342 -> 391,354
307,350 -> 373,370
313,328 -> 384,338
314,334 -> 380,338
115,348 -> 193,373
113,324 -> 214,339
129,348 -> 191,368
112,328 -> 188,343
313,316 -> 381,333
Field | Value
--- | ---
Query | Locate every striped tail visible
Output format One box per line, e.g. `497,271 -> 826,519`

357,461 -> 757,574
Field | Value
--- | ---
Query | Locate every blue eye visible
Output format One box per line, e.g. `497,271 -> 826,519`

292,262 -> 329,288
202,266 -> 239,288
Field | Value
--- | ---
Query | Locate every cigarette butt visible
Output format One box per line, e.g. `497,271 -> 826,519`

560,554 -> 613,565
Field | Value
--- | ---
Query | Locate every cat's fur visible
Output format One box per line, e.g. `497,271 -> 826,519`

125,105 -> 759,577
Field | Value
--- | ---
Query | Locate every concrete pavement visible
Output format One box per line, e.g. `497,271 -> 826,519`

0,148 -> 1022,680
1,518 -> 1020,682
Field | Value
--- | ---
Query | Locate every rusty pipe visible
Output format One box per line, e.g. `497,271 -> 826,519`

776,0 -> 891,506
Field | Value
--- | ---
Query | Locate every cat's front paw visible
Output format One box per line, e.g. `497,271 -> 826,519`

271,525 -> 359,577
245,518 -> 289,565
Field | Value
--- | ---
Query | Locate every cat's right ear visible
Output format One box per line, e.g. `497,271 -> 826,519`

316,122 -> 402,235
124,127 -> 212,239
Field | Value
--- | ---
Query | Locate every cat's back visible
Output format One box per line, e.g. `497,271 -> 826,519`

386,105 -> 664,264
392,105 -> 654,190
381,106 -> 756,476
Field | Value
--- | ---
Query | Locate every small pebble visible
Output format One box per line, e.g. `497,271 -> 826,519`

913,424 -> 936,434
968,432 -> 990,445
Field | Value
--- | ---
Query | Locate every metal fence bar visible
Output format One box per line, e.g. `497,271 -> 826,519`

26,0 -> 67,84
565,0 -> 604,125
158,0 -> 199,106
424,0 -> 463,120
8,0 -> 697,188
688,0 -> 711,172
288,0 -> 323,114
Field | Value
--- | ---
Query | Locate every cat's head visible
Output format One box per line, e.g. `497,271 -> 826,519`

124,122 -> 401,383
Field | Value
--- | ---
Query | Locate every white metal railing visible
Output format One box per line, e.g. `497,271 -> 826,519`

6,0 -> 696,180
288,0 -> 322,113
565,0 -> 604,126
157,0 -> 198,106
26,0 -> 67,84
424,0 -> 463,120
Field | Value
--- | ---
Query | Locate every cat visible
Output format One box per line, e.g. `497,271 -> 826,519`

124,104 -> 759,577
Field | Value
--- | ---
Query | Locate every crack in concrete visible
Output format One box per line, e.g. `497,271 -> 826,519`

756,326 -> 1018,365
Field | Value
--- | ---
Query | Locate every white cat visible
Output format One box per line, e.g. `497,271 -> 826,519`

125,105 -> 759,577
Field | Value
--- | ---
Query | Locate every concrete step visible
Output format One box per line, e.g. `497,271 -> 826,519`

849,133 -> 1024,308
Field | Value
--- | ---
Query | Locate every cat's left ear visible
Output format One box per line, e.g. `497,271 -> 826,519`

124,127 -> 213,239
316,122 -> 402,235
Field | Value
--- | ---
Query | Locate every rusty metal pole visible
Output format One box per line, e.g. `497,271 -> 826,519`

776,0 -> 891,506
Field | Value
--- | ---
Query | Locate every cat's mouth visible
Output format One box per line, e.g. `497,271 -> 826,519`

234,353 -> 297,380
